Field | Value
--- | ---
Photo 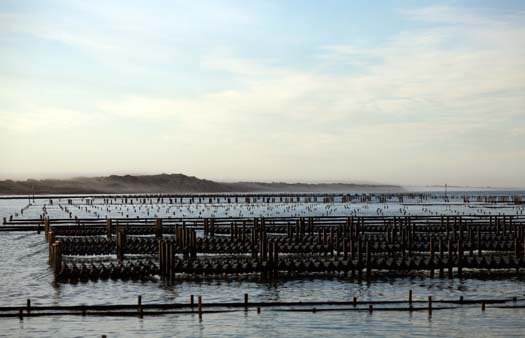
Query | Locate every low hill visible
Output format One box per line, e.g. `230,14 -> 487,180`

0,174 -> 404,194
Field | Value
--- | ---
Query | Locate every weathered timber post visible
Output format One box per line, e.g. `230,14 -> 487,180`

116,229 -> 126,261
48,231 -> 55,264
44,218 -> 50,241
478,226 -> 482,256
429,238 -> 434,278
457,239 -> 463,279
138,295 -> 143,318
159,240 -> 165,277
447,239 -> 453,278
52,241 -> 62,276
365,241 -> 371,278
198,295 -> 203,320
106,219 -> 112,239
439,239 -> 444,277
274,242 -> 279,279
155,218 -> 163,239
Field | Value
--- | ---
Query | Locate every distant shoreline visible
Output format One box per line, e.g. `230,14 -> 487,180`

0,173 -> 405,195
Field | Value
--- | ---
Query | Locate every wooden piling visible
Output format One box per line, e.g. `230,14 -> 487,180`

106,219 -> 112,239
52,241 -> 62,276
155,218 -> 163,239
429,238 -> 434,277
116,229 -> 126,261
198,296 -> 202,319
365,241 -> 371,278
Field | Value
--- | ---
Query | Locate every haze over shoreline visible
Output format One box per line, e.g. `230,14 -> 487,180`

0,173 -> 406,195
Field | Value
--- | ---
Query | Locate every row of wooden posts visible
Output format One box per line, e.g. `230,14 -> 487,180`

45,215 -> 525,281
6,290 -> 521,321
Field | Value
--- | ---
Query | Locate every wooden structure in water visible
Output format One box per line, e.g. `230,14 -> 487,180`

1,292 -> 523,319
30,215 -> 525,282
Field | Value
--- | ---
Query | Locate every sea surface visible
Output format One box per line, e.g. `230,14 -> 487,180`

1,190 -> 524,337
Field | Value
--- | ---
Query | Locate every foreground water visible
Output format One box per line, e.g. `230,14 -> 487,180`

1,191 -> 525,337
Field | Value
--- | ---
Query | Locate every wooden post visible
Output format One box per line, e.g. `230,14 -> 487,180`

447,239 -> 453,278
116,229 -> 126,261
159,240 -> 164,277
244,293 -> 248,311
52,241 -> 62,276
138,295 -> 143,318
365,241 -> 371,278
167,241 -> 173,280
429,238 -> 434,278
478,226 -> 482,256
44,218 -> 50,241
242,220 -> 246,242
274,242 -> 279,279
155,218 -> 163,239
48,231 -> 55,263
428,296 -> 432,316
106,219 -> 112,239
409,289 -> 413,307
251,228 -> 257,259
439,239 -> 444,277
468,223 -> 473,256
198,295 -> 203,320
457,239 -> 463,278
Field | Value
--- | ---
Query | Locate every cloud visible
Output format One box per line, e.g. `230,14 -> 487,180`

98,3 -> 525,136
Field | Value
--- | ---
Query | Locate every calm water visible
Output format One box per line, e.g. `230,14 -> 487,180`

1,192 -> 525,337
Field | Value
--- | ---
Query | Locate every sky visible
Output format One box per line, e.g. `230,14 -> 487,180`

0,0 -> 524,187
